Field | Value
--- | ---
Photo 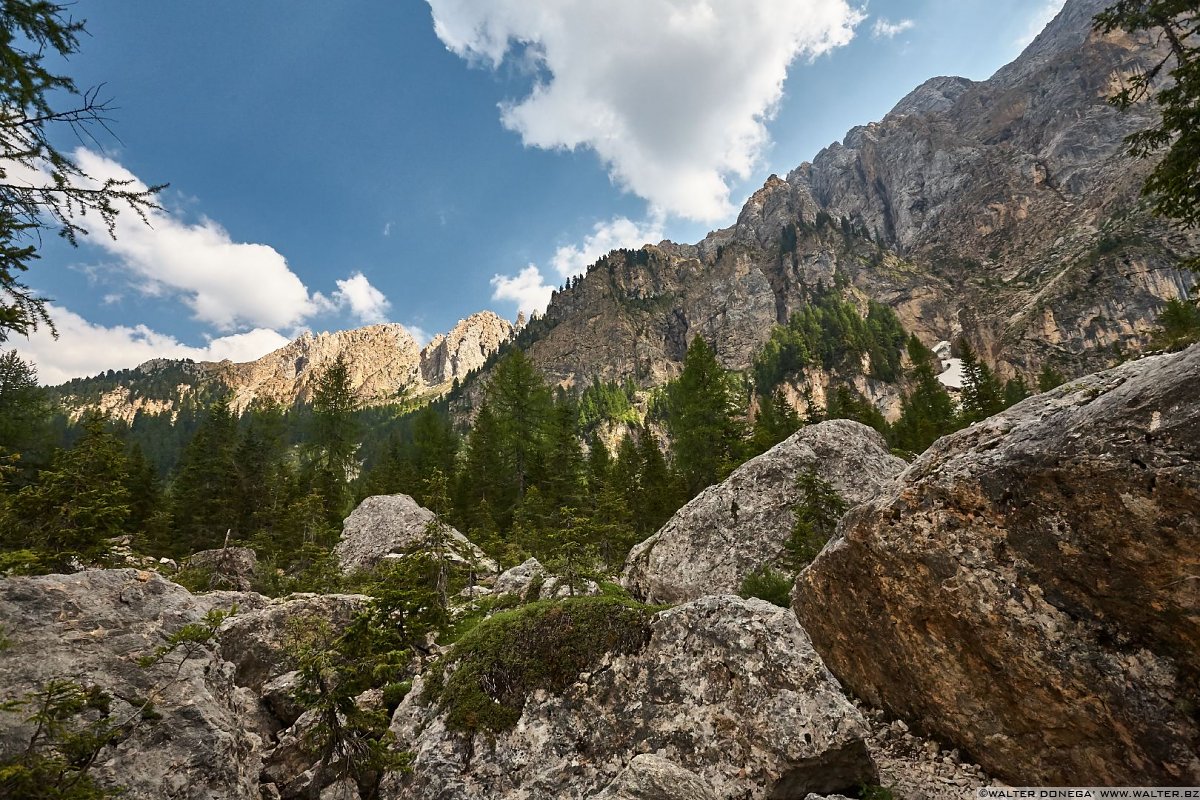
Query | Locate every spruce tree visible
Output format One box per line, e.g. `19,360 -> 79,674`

666,336 -> 745,496
170,398 -> 240,553
635,429 -> 678,536
1037,364 -> 1066,392
0,350 -> 52,474
748,388 -> 803,456
308,354 -> 361,524
16,414 -> 131,564
891,336 -> 959,454
486,349 -> 553,501
959,339 -> 1005,424
782,468 -> 847,572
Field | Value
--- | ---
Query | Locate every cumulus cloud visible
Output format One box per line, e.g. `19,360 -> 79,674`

1015,0 -> 1066,48
428,0 -> 864,222
15,306 -> 291,385
550,215 -> 664,279
67,149 -> 327,331
332,272 -> 391,324
490,265 -> 554,317
871,18 -> 914,39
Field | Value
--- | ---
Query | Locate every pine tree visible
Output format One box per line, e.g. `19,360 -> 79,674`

891,336 -> 959,454
0,349 -> 52,481
782,468 -> 847,572
748,388 -> 803,456
1037,364 -> 1066,392
16,415 -> 131,563
170,397 -> 240,553
959,339 -> 1005,424
666,336 -> 745,496
308,354 -> 361,524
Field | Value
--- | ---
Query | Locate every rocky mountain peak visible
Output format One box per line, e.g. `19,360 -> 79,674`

886,76 -> 976,119
53,313 -> 515,421
420,310 -> 515,386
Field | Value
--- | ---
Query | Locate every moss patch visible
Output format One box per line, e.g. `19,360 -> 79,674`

422,596 -> 657,735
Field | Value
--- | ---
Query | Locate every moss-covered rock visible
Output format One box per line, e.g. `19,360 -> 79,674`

422,596 -> 656,734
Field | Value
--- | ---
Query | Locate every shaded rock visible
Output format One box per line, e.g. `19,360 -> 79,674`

0,569 -> 261,799
184,546 -> 259,591
794,347 -> 1200,785
622,420 -> 904,603
262,670 -> 304,730
320,779 -> 362,800
335,494 -> 498,576
217,593 -> 369,693
594,754 -> 719,800
383,595 -> 875,799
492,557 -> 546,599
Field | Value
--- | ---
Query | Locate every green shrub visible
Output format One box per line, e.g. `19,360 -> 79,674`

739,565 -> 793,608
422,596 -> 657,734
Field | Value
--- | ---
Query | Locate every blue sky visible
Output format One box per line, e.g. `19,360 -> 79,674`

17,0 -> 1067,383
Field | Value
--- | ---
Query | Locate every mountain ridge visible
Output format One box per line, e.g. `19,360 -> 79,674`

512,0 -> 1196,392
53,310 -> 515,421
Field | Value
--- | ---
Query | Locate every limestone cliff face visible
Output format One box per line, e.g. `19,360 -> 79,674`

419,311 -> 514,387
55,311 -> 514,420
215,323 -> 424,412
519,0 -> 1196,389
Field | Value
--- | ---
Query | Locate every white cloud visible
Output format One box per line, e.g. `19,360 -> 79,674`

382,221 -> 393,237
1015,0 -> 1066,48
15,306 -> 291,385
67,149 -> 328,332
332,272 -> 392,324
871,18 -> 914,39
488,214 -> 663,316
428,0 -> 864,222
550,215 -> 664,279
404,324 -> 432,346
490,265 -> 554,317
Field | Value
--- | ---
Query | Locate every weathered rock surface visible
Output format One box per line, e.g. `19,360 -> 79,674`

216,592 -> 369,693
622,420 -> 904,603
183,545 -> 259,591
335,494 -> 499,576
384,595 -> 876,799
593,754 -> 719,800
490,557 -> 600,600
794,346 -> 1200,785
492,557 -> 547,599
420,311 -> 515,386
0,570 -> 261,800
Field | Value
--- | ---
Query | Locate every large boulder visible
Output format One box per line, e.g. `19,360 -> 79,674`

622,420 -> 905,603
335,494 -> 499,576
182,546 -> 259,591
0,570 -> 262,799
383,595 -> 876,799
217,593 -> 369,693
794,346 -> 1200,785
